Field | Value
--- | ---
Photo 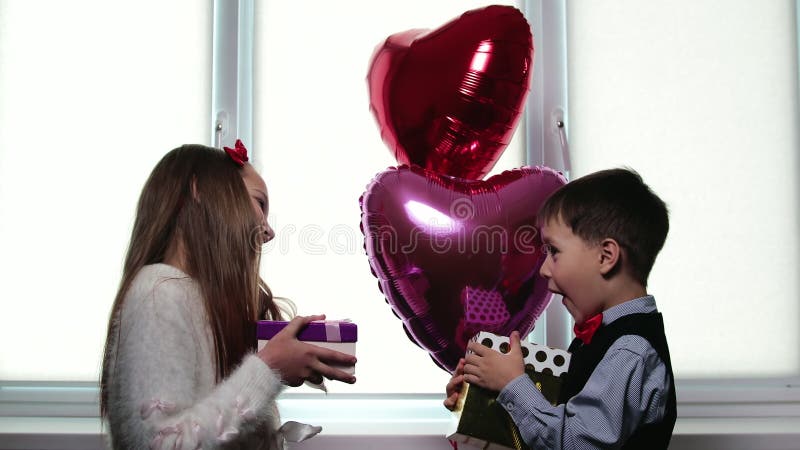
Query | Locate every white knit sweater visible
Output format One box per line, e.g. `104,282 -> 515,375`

105,263 -> 286,449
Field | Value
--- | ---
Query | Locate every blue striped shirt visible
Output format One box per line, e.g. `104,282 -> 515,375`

497,296 -> 671,449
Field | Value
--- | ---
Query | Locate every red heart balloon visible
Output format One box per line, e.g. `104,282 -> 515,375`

360,165 -> 566,372
367,6 -> 533,180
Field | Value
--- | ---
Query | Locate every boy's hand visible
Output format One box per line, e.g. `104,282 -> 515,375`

463,331 -> 525,392
443,358 -> 466,410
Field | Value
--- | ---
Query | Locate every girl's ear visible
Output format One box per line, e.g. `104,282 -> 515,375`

598,238 -> 621,276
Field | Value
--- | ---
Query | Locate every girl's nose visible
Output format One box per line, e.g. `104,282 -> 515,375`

263,223 -> 275,243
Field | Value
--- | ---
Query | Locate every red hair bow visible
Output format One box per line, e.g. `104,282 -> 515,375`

224,139 -> 249,166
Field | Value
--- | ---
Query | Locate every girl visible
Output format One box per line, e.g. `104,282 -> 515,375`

100,142 -> 356,449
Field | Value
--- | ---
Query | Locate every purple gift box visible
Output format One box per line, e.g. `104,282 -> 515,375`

257,320 -> 357,376
256,320 -> 358,343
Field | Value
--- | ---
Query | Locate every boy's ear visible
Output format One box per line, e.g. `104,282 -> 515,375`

598,238 -> 621,276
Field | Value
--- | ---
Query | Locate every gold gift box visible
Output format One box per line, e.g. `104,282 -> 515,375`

446,332 -> 571,450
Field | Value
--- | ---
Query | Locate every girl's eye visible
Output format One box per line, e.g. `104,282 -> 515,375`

255,198 -> 266,210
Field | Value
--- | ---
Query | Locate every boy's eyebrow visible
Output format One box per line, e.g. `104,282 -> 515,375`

540,232 -> 560,246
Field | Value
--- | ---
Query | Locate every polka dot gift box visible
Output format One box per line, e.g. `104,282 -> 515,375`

447,331 -> 570,450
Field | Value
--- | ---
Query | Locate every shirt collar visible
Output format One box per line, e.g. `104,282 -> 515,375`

601,295 -> 657,325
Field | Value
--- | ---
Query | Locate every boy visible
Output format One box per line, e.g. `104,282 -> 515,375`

445,168 -> 675,449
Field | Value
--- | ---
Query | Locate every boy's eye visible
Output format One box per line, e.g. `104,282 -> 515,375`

543,244 -> 559,255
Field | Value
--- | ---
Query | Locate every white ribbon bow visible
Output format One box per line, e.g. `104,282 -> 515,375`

277,420 -> 322,443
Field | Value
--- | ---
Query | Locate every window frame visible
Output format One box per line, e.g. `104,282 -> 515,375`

2,0 -> 800,445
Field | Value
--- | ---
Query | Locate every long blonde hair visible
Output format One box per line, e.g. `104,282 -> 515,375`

100,144 -> 282,418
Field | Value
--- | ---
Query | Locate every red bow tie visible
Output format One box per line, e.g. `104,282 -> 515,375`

574,313 -> 603,345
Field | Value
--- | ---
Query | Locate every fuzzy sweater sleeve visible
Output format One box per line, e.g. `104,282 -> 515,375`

108,266 -> 285,449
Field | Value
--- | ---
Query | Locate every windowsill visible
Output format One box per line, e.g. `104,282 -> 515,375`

2,383 -> 800,449
4,390 -> 800,450
2,416 -> 800,450
3,415 -> 800,435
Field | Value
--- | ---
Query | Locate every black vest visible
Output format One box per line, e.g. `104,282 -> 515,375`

558,313 -> 677,449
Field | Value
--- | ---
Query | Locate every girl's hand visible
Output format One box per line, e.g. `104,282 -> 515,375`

443,358 -> 465,411
463,331 -> 525,392
257,314 -> 357,387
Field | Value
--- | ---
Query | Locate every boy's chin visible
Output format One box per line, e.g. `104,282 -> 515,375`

561,296 -> 579,319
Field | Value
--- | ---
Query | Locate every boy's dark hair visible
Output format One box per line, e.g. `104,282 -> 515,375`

538,168 -> 669,286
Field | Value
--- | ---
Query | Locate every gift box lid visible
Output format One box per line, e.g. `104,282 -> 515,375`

256,320 -> 357,343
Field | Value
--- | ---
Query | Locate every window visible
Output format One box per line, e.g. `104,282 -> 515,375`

2,2 -> 799,443
0,0 -> 528,396
567,0 -> 800,378
0,0 -> 212,382
253,0 -> 524,393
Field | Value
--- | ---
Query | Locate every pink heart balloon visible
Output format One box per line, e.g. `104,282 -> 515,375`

360,165 -> 566,372
367,5 -> 533,180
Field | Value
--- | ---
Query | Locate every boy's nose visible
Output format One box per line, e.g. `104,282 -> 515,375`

539,257 -> 552,278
